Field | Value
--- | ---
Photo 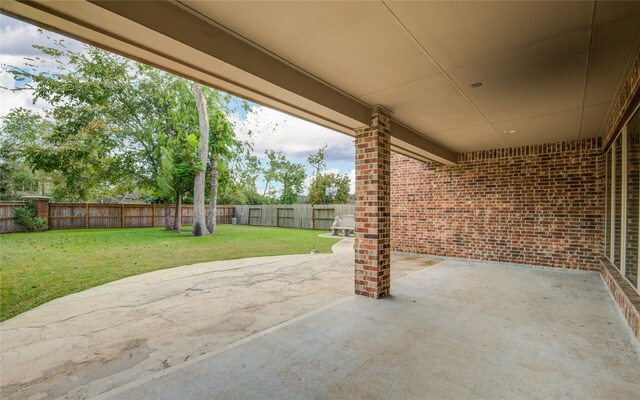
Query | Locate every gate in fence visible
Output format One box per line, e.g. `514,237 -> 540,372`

312,208 -> 335,230
277,208 -> 294,228
248,208 -> 262,226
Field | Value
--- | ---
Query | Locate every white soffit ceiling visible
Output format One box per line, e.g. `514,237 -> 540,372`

182,0 -> 640,152
183,1 -> 442,98
0,0 -> 372,135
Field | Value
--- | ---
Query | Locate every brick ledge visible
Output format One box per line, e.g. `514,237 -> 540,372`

600,257 -> 640,342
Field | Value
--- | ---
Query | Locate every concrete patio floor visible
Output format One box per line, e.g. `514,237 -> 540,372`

0,237 -> 434,399
2,238 -> 639,399
100,259 -> 640,400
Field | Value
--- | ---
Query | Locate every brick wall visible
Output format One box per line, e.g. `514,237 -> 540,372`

391,138 -> 603,271
601,258 -> 640,341
354,107 -> 391,298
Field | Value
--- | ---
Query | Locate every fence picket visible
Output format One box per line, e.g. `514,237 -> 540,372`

0,202 -> 353,234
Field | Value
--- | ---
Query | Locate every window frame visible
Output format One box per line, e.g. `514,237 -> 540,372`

605,102 -> 640,293
621,126 -> 627,277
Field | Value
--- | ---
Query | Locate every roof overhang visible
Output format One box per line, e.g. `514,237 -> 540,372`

1,0 -> 457,164
3,1 -> 639,165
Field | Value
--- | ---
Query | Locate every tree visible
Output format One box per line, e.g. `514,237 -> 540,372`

157,131 -> 199,232
191,83 -> 210,236
262,150 -> 284,198
217,151 -> 266,205
206,106 -> 243,231
260,150 -> 306,204
307,144 -> 327,177
0,109 -> 49,199
5,41 -> 151,201
0,107 -> 115,201
307,172 -> 351,205
270,155 -> 307,205
278,160 -> 307,204
305,144 -> 350,204
4,33 -> 251,234
156,149 -> 174,231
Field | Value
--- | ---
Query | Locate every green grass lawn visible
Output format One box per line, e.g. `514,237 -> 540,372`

0,225 -> 340,322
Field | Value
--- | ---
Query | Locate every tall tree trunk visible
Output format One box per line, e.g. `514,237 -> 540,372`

191,83 -> 210,236
207,153 -> 218,234
163,198 -> 171,231
173,190 -> 182,233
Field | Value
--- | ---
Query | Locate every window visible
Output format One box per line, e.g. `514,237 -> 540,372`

614,134 -> 623,269
605,150 -> 611,258
604,104 -> 640,293
625,109 -> 639,287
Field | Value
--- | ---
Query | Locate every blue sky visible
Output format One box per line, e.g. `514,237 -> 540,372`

0,15 -> 356,193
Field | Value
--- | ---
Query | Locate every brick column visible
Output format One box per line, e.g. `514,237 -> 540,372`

22,196 -> 52,229
354,106 -> 391,298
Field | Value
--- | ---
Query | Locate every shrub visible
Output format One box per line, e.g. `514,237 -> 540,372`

14,203 -> 46,232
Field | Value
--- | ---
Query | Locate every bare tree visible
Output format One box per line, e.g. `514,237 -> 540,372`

191,83 -> 210,236
307,144 -> 327,177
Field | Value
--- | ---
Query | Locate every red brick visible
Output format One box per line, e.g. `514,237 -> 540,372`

355,107 -> 391,298
390,138 -> 603,271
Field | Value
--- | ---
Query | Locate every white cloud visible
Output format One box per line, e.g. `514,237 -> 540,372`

1,14 -> 84,57
1,15 -> 85,117
0,15 -> 356,163
0,70 -> 48,117
232,105 -> 355,163
231,105 -> 357,194
0,16 -> 358,196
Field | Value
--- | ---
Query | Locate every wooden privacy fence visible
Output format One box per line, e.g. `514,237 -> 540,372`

0,202 -> 235,233
0,202 -> 354,233
48,203 -> 235,230
234,204 -> 355,230
0,202 -> 27,233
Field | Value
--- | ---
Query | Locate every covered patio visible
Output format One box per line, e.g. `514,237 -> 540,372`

2,238 -> 638,399
86,259 -> 640,399
1,0 -> 640,398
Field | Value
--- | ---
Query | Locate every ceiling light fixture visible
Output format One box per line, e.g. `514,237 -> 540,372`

470,82 -> 482,88
504,130 -> 517,135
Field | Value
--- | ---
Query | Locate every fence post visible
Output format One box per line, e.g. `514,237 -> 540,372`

152,204 -> 156,227
85,203 -> 89,228
121,204 -> 125,228
312,205 -> 316,229
22,196 -> 52,230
